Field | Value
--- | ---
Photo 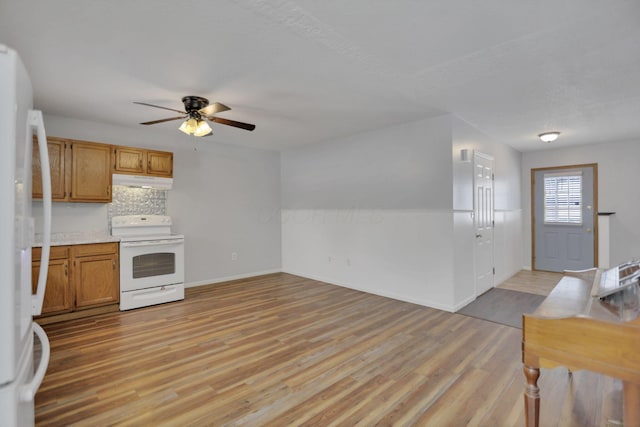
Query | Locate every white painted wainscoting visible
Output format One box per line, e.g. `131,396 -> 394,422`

281,208 -> 457,311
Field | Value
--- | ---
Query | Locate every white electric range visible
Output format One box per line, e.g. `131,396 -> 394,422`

111,215 -> 185,310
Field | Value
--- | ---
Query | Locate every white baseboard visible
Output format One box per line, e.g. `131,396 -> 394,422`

522,265 -> 532,271
452,294 -> 476,312
282,269 -> 458,313
186,269 -> 483,313
185,269 -> 282,288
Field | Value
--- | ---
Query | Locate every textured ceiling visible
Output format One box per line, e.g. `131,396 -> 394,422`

1,0 -> 639,152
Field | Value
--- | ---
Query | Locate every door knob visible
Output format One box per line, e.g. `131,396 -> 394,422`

586,228 -> 592,233
475,234 -> 483,238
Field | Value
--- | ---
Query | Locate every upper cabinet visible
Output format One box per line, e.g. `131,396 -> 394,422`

69,141 -> 112,202
33,137 -> 112,203
146,150 -> 173,177
113,146 -> 173,178
33,138 -> 174,203
112,146 -> 145,174
33,136 -> 66,200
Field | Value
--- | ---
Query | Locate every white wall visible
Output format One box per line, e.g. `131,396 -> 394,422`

452,117 -> 523,304
281,115 -> 458,310
282,116 -> 453,209
36,114 -> 282,285
522,139 -> 640,268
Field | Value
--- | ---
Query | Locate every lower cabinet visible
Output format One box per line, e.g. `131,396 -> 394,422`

32,242 -> 119,318
32,246 -> 72,315
73,243 -> 119,308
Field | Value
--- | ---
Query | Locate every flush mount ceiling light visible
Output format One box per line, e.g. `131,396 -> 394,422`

538,131 -> 560,143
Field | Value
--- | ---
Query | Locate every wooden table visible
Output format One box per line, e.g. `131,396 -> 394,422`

522,274 -> 640,426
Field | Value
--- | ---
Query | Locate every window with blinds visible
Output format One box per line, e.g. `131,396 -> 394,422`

543,171 -> 582,225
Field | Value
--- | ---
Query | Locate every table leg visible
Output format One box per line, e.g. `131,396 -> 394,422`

624,381 -> 640,427
524,365 -> 540,427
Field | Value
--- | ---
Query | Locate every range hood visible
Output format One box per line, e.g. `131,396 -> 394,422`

112,173 -> 173,190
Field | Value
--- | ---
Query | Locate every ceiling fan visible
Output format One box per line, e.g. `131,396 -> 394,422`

134,96 -> 256,137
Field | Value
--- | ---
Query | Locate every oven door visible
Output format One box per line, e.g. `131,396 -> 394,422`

119,239 -> 184,292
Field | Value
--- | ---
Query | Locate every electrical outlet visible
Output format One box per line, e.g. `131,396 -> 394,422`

231,252 -> 238,261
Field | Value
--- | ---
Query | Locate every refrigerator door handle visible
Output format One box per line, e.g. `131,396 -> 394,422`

29,110 -> 51,316
20,323 -> 50,402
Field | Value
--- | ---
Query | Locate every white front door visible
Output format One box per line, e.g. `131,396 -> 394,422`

474,152 -> 494,296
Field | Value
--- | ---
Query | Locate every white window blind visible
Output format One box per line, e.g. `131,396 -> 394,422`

543,171 -> 582,225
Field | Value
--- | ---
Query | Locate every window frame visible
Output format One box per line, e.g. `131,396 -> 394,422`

542,170 -> 583,226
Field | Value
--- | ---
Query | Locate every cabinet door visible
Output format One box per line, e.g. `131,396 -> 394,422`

147,150 -> 173,177
113,147 -> 145,174
32,137 -> 66,200
32,258 -> 72,314
74,253 -> 119,308
32,246 -> 72,315
69,142 -> 112,202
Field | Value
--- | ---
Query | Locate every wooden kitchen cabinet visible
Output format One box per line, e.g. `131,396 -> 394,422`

32,137 -> 112,203
146,150 -> 173,177
69,141 -> 112,202
113,146 -> 145,174
72,243 -> 119,309
32,242 -> 119,319
112,146 -> 173,177
32,136 -> 67,201
32,246 -> 72,315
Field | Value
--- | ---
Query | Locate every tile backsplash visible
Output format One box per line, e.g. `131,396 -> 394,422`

108,186 -> 167,226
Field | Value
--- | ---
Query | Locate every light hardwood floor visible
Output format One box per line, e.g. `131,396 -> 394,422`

498,270 -> 563,296
36,273 -> 621,426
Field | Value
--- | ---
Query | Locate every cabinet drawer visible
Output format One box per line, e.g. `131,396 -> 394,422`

32,246 -> 69,262
72,242 -> 118,257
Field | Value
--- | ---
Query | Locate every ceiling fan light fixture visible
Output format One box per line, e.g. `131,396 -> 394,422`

194,120 -> 212,137
179,117 -> 200,135
178,120 -> 190,135
538,131 -> 560,143
136,97 -> 255,136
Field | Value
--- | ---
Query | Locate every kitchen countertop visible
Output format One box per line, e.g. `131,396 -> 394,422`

33,231 -> 120,247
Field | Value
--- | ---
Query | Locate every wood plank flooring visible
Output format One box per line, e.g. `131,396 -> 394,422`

36,273 -> 621,426
498,270 -> 562,296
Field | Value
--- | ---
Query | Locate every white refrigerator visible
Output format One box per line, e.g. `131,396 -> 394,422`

0,44 -> 52,427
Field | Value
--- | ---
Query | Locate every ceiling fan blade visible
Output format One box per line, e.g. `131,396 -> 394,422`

140,116 -> 186,125
134,102 -> 186,115
199,102 -> 231,116
209,117 -> 256,131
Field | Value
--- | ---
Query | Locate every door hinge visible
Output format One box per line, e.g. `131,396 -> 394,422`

493,267 -> 495,275
492,173 -> 494,180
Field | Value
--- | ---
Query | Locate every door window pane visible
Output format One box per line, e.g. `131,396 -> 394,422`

543,172 -> 582,225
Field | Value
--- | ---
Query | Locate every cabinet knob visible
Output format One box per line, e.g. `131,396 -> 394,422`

64,262 -> 68,276
112,260 -> 116,270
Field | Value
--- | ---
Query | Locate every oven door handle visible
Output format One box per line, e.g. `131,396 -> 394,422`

121,239 -> 184,247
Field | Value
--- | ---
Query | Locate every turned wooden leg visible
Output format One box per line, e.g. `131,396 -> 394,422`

524,365 -> 540,427
623,381 -> 640,427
